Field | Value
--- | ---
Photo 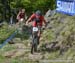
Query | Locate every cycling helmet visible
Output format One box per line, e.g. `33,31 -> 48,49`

35,10 -> 42,16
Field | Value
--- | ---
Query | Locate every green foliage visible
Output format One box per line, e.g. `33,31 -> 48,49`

0,0 -> 56,20
0,23 -> 15,43
42,29 -> 55,42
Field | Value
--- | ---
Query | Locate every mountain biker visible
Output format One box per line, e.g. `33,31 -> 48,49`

16,8 -> 26,28
26,10 -> 47,45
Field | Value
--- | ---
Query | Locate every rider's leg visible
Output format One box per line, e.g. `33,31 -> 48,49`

37,30 -> 41,45
37,26 -> 42,45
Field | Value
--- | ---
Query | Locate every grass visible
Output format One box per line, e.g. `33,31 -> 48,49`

41,29 -> 55,42
0,22 -> 15,43
0,55 -> 6,63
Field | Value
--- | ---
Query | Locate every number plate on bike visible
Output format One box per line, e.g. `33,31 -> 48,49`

33,27 -> 38,32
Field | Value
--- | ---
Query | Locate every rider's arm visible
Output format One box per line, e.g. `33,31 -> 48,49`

26,18 -> 32,24
26,14 -> 35,24
43,19 -> 46,25
43,17 -> 47,26
16,12 -> 21,20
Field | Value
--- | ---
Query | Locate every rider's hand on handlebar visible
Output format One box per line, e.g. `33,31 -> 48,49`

45,22 -> 48,27
42,24 -> 46,30
44,23 -> 47,27
42,23 -> 47,30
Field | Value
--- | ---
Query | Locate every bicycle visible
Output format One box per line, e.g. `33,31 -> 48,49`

31,25 -> 40,54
